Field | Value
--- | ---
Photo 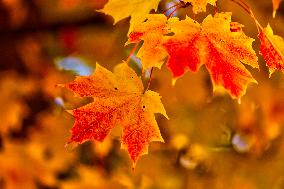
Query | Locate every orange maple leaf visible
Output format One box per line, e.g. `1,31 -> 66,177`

127,14 -> 169,69
63,63 -> 168,165
258,24 -> 284,76
128,12 -> 258,98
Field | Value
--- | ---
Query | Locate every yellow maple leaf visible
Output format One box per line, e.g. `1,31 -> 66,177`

98,0 -> 160,33
127,14 -> 169,70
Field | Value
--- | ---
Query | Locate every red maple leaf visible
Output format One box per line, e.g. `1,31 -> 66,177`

62,63 -> 168,165
258,24 -> 284,76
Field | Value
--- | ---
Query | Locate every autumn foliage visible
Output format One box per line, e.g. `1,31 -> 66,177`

128,13 -> 258,97
1,0 -> 284,188
62,0 -> 284,165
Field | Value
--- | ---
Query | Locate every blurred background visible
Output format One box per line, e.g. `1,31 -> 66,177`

0,0 -> 284,188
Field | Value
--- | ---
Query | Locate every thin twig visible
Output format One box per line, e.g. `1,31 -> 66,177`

162,3 -> 182,14
229,0 -> 261,32
167,6 -> 181,18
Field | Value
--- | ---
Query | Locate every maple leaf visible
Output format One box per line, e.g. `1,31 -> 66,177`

127,14 -> 169,70
258,24 -> 284,76
98,0 -> 160,33
63,63 -> 168,165
163,12 -> 258,98
272,0 -> 282,17
183,0 -> 217,14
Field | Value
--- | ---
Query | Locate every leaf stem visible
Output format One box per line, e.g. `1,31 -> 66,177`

144,67 -> 154,93
125,42 -> 139,65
